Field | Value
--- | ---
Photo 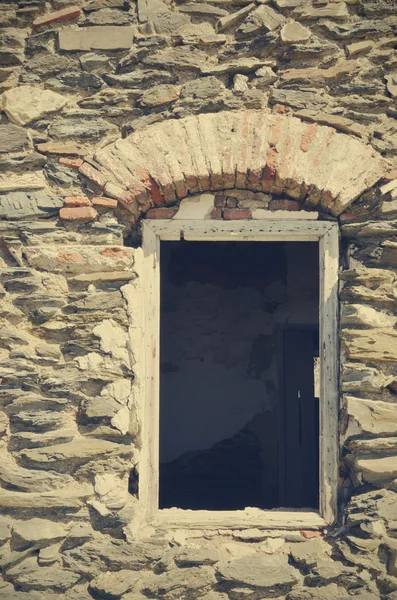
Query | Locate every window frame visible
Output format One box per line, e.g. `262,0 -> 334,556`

135,219 -> 339,531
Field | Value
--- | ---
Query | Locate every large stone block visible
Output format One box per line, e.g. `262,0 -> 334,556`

12,518 -> 67,549
0,486 -> 92,509
217,554 -> 299,594
0,124 -> 29,153
342,363 -> 393,394
18,438 -> 134,468
347,397 -> 397,436
0,86 -> 67,126
6,556 -> 81,592
24,245 -> 134,274
0,192 -> 63,220
341,304 -> 397,328
353,456 -> 397,484
343,329 -> 397,362
142,566 -> 217,597
58,26 -> 135,51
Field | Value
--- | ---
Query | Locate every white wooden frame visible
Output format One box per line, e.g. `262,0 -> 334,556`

138,219 -> 339,531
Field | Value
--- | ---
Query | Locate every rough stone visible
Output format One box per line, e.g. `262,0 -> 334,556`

49,118 -> 118,140
175,548 -> 222,567
201,58 -> 274,75
342,363 -> 393,394
347,40 -> 375,57
342,304 -> 396,327
179,3 -> 229,17
290,538 -> 331,567
287,585 -> 358,600
292,3 -> 349,20
237,5 -> 286,36
343,329 -> 397,362
295,109 -> 363,137
0,31 -> 26,66
320,19 -> 397,40
270,89 -> 328,109
0,124 -> 30,153
65,538 -> 166,573
386,73 -> 397,98
140,85 -> 180,108
217,554 -> 299,593
89,570 -> 142,598
281,20 -> 311,43
0,192 -> 63,219
6,556 -> 81,592
254,66 -> 278,86
0,86 -> 68,126
0,486 -> 92,509
216,4 -> 255,32
346,397 -> 397,436
280,60 -> 360,85
0,518 -> 11,545
0,173 -> 47,193
142,567 -> 216,598
12,518 -> 67,549
18,438 -> 134,467
84,8 -> 133,25
144,47 -> 209,71
353,456 -> 397,484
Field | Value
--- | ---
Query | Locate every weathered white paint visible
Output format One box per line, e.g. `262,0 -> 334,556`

139,219 -> 339,529
173,193 -> 215,220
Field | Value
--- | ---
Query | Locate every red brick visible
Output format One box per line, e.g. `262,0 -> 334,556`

91,197 -> 118,210
104,182 -> 139,212
269,199 -> 301,211
33,6 -> 81,28
64,196 -> 90,207
300,123 -> 317,153
57,251 -> 84,263
59,157 -> 83,169
146,208 -> 178,219
210,208 -> 222,219
100,248 -> 131,258
300,530 -> 323,539
134,165 -> 159,205
262,147 -> 278,191
79,162 -> 107,190
268,117 -> 283,147
339,213 -> 359,223
226,197 -> 238,208
149,178 -> 165,206
223,209 -> 252,220
59,207 -> 98,222
37,142 -> 85,156
214,195 -> 227,208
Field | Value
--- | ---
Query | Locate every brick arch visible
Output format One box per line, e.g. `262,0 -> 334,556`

81,110 -> 387,218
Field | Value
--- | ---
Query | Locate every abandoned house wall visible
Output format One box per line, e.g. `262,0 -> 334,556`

0,0 -> 397,598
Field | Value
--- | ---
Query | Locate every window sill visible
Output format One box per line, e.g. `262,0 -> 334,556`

151,508 -> 327,531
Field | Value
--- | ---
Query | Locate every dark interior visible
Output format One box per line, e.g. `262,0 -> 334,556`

159,241 -> 319,511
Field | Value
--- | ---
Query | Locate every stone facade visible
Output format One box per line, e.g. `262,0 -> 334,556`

1,0 -> 397,598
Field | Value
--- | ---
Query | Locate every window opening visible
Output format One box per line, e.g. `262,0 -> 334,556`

159,240 -> 319,511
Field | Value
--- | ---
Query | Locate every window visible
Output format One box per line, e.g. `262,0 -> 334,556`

135,220 -> 338,530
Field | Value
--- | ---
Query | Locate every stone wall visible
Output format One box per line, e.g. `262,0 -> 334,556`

1,0 -> 397,598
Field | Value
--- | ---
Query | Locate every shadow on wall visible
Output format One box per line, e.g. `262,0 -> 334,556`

160,411 -> 278,510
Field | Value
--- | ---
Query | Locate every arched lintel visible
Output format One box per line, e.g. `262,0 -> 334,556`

77,110 -> 388,220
